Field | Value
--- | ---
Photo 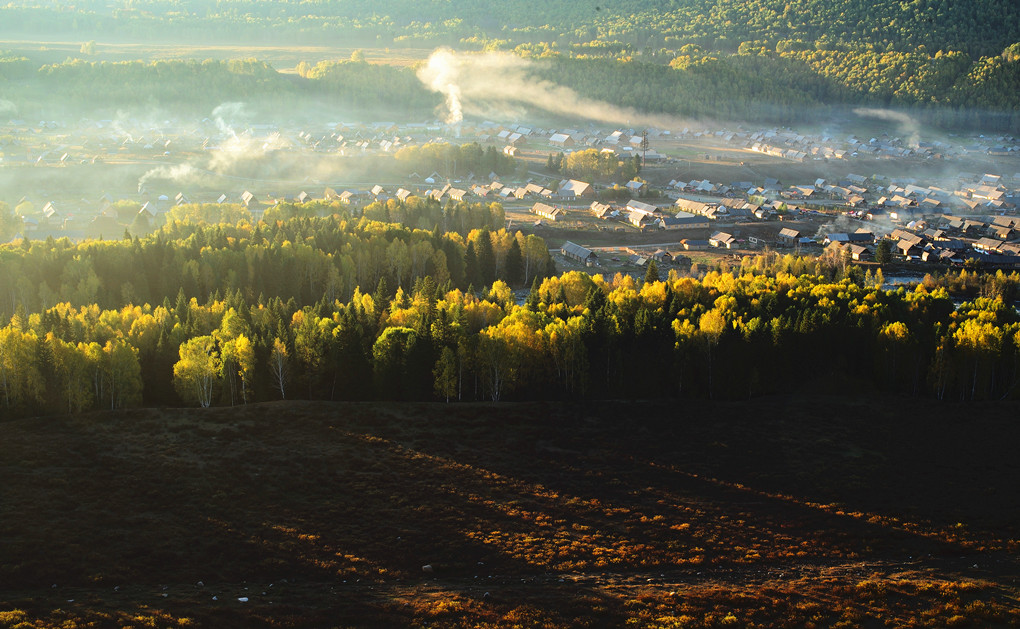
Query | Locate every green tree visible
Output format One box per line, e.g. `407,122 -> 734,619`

372,326 -> 417,398
875,239 -> 893,264
505,238 -> 525,287
475,230 -> 496,287
644,259 -> 660,284
47,334 -> 92,414
434,345 -> 458,402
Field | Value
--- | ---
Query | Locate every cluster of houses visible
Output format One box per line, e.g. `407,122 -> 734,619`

5,115 -> 1017,177
739,215 -> 1020,269
580,197 -> 712,230
15,188 -> 281,240
884,216 -> 1020,266
739,128 -> 1018,161
559,240 -> 690,270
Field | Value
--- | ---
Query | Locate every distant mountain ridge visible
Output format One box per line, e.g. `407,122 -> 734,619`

0,0 -> 1017,58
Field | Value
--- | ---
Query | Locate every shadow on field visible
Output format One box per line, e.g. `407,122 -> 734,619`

1,395 -> 1019,627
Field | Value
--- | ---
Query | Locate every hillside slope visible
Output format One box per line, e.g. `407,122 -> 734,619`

2,396 -> 1019,627
0,0 -> 1018,57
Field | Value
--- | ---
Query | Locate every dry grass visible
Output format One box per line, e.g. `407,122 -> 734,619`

1,395 -> 1019,627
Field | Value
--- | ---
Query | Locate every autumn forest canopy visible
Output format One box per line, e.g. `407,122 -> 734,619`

1,199 -> 1020,418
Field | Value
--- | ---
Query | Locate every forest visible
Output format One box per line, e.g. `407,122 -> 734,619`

393,142 -> 518,179
1,46 -> 1017,130
0,0 -> 1017,59
1,199 -> 1019,418
0,0 -> 1018,129
0,56 -> 442,118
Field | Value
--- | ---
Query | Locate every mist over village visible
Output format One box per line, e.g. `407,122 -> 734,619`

1,1 -> 1019,627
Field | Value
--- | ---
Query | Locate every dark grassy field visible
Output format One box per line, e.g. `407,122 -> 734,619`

2,395 -> 1019,628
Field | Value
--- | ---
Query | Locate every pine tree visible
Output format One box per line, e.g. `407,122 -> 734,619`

476,229 -> 496,287
644,259 -> 660,284
505,238 -> 525,287
463,241 -> 481,289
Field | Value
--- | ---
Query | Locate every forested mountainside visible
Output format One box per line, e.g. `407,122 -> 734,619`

1,0 -> 1019,127
1,0 -> 1017,58
1,51 -> 1018,129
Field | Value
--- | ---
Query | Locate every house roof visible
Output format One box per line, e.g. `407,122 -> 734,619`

561,241 -> 595,260
675,197 -> 714,214
626,200 -> 657,215
558,179 -> 592,196
532,202 -> 561,217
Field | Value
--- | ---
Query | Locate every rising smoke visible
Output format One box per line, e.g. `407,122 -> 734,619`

0,99 -> 17,117
137,163 -> 201,191
853,107 -> 922,148
417,48 -> 694,129
138,102 -> 289,190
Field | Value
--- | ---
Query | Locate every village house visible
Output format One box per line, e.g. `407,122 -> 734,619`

659,210 -> 709,230
138,203 -> 157,220
628,210 -> 654,228
604,130 -> 628,145
549,133 -> 574,148
709,231 -> 737,249
848,244 -> 871,261
674,197 -> 715,216
626,199 -> 659,217
589,201 -> 617,219
625,180 -> 647,195
561,241 -> 598,266
784,185 -> 815,199
556,179 -> 595,200
532,202 -> 564,222
897,239 -> 923,257
777,227 -> 801,247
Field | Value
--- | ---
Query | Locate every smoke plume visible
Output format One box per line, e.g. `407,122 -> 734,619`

853,107 -> 921,147
418,49 -> 464,125
212,102 -> 247,139
137,163 -> 201,190
417,48 -> 692,129
138,102 -> 290,190
0,99 -> 17,116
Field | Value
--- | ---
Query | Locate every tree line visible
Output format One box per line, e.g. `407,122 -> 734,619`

393,142 -> 518,179
2,214 -> 1020,417
1,47 -> 1017,130
1,0 -> 1017,59
547,149 -> 642,182
0,201 -> 551,319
